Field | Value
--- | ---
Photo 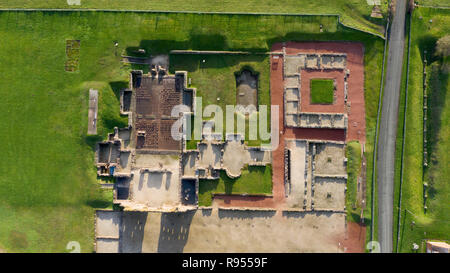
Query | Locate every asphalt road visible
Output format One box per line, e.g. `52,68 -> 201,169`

377,0 -> 407,253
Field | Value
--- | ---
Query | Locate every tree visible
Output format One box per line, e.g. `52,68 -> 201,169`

435,35 -> 450,57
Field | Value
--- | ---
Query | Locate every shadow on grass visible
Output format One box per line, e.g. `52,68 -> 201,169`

86,199 -> 111,209
426,63 -> 448,200
362,14 -> 387,29
129,63 -> 150,74
126,39 -> 188,56
266,26 -> 380,50
126,26 -> 381,75
234,65 -> 260,78
417,35 -> 439,63
102,116 -> 128,133
347,212 -> 372,228
98,176 -> 115,183
189,33 -> 228,51
169,53 -> 267,73
126,33 -> 229,56
84,135 -> 103,150
109,81 -> 128,101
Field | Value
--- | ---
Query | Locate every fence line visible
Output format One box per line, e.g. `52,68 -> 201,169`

418,5 -> 450,9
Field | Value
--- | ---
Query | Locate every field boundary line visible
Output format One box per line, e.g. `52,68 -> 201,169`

395,10 -> 412,253
418,5 -> 450,9
0,8 -> 386,39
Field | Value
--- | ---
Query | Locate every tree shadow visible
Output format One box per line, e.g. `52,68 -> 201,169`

102,116 -> 128,133
426,63 -> 448,200
86,199 -> 111,209
347,212 -> 372,228
265,28 -> 378,50
109,81 -> 128,101
417,35 -> 439,63
126,39 -> 188,56
125,33 -> 228,57
83,135 -> 103,151
189,33 -> 228,51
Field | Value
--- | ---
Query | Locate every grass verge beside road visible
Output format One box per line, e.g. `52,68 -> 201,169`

346,141 -> 362,222
394,7 -> 449,252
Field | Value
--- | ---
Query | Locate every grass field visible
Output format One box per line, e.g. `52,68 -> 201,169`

310,78 -> 335,104
346,141 -> 362,222
0,10 -> 385,252
394,7 -> 449,252
0,0 -> 388,36
361,33 -> 386,246
198,165 -> 272,206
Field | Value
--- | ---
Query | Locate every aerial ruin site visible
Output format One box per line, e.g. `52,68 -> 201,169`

93,41 -> 367,253
3,1 -> 447,257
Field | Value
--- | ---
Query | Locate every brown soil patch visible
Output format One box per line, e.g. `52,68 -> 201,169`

343,221 -> 367,253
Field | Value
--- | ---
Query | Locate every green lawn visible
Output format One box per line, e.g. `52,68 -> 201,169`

0,0 -> 388,36
198,165 -> 273,206
394,7 -> 450,252
310,78 -> 335,104
360,31 -> 386,246
346,141 -> 362,222
0,10 -> 385,252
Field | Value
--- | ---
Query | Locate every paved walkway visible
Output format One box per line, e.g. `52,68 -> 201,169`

87,89 -> 98,135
